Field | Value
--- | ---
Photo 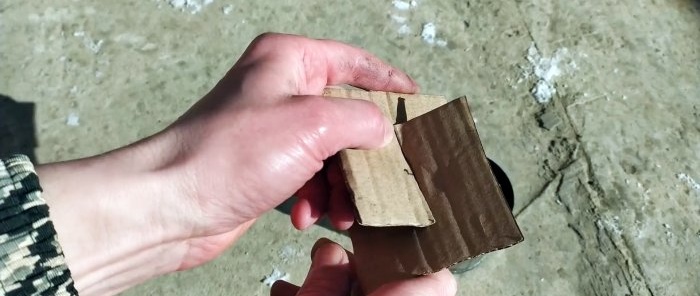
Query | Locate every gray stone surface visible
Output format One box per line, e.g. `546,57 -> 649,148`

1,0 -> 698,295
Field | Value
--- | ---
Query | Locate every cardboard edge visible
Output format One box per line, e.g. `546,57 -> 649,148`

325,87 -> 440,228
450,96 -> 525,242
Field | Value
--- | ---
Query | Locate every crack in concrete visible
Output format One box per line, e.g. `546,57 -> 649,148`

509,4 -> 656,289
561,101 -> 655,296
514,173 -> 561,217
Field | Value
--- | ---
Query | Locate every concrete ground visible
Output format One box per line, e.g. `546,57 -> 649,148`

2,0 -> 699,295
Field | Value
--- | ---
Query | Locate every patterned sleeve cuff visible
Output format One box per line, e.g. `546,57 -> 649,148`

0,155 -> 78,295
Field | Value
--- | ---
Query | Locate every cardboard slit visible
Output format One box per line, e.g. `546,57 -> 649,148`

324,88 -> 524,294
395,97 -> 407,124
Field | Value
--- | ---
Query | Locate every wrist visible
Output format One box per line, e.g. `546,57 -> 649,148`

38,129 -> 200,295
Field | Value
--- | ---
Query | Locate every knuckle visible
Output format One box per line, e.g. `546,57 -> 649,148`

248,32 -> 286,56
299,96 -> 334,129
361,100 -> 388,130
252,32 -> 280,43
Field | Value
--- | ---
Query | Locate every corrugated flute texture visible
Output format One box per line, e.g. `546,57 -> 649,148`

348,96 -> 523,293
323,88 -> 443,227
397,97 -> 524,267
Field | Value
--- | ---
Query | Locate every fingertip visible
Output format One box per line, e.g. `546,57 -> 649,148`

410,79 -> 421,93
298,238 -> 353,296
330,216 -> 355,231
291,199 -> 312,230
270,280 -> 300,296
400,71 -> 421,94
381,117 -> 395,147
293,172 -> 330,230
310,237 -> 334,259
309,238 -> 348,266
432,269 -> 458,295
326,156 -> 357,231
328,190 -> 355,230
372,268 -> 458,296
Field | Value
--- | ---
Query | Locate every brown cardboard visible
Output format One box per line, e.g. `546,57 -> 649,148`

323,87 -> 443,227
324,88 -> 524,294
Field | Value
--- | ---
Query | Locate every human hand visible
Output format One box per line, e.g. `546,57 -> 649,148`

38,33 -> 419,295
271,238 -> 457,296
167,33 -> 419,267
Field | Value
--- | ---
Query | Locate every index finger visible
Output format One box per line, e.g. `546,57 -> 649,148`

243,33 -> 420,95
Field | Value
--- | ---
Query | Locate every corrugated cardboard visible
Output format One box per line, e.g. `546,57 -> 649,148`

323,88 -> 442,227
324,88 -> 524,294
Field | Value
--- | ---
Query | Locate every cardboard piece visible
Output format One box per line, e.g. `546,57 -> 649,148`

324,88 -> 524,294
323,88 -> 442,227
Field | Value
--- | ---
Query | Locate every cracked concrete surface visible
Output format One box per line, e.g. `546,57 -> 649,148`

1,0 -> 698,295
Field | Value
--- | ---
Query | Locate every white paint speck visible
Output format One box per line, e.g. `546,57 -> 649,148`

420,23 -> 448,46
66,113 -> 80,126
392,0 -> 416,10
222,4 -> 233,15
74,31 -> 103,54
261,268 -> 289,287
597,216 -> 622,235
677,173 -> 700,193
531,80 -> 554,103
390,0 -> 418,37
633,219 -> 654,240
569,60 -> 578,70
86,39 -> 104,54
168,0 -> 214,14
523,43 -> 572,104
421,23 -> 437,43
662,223 -> 674,238
391,15 -> 408,23
140,43 -> 158,51
397,24 -> 411,35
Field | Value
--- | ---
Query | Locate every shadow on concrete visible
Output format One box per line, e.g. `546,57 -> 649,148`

686,0 -> 700,13
489,159 -> 515,210
0,94 -> 38,162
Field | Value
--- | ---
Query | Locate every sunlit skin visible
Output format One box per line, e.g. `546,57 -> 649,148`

37,33 -> 456,296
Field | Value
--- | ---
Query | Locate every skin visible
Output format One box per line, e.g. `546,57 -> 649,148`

36,33 -> 456,296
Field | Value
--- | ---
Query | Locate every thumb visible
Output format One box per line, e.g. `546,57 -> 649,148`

292,95 -> 394,159
296,238 -> 353,296
370,269 -> 457,296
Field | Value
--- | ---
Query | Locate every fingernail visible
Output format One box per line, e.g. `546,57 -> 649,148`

310,238 -> 348,267
382,117 -> 395,147
311,237 -> 334,259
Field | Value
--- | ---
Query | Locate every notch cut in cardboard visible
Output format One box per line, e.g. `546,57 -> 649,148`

324,87 -> 524,294
323,88 -> 442,227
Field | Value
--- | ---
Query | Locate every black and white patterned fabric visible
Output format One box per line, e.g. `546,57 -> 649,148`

0,155 -> 77,295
